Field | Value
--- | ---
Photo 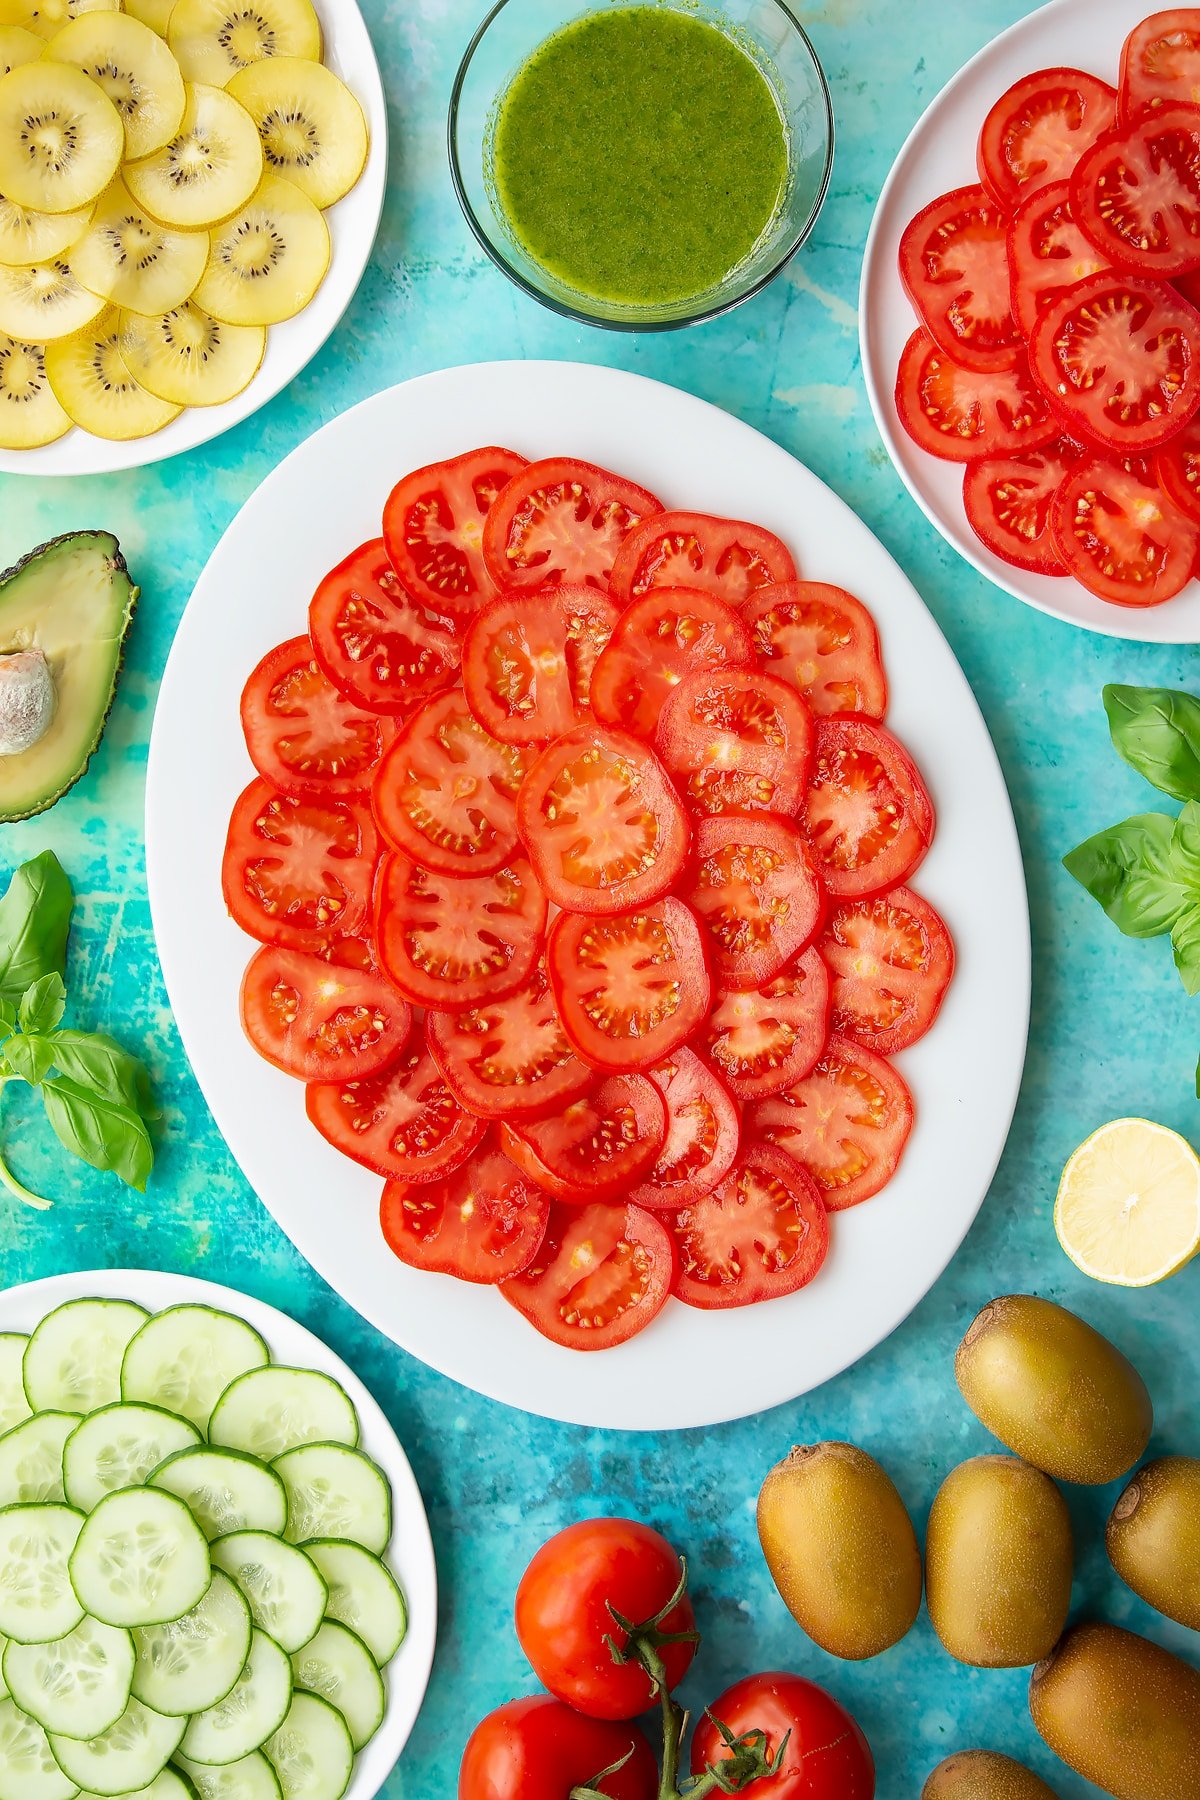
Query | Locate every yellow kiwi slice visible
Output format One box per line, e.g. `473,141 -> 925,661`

0,0 -> 120,44
194,170 -> 326,324
169,0 -> 320,89
0,61 -> 124,211
0,255 -> 104,338
0,194 -> 93,265
227,56 -> 366,209
0,22 -> 42,71
124,81 -> 263,228
119,297 -> 263,404
46,304 -> 182,437
123,0 -> 178,34
45,12 -> 187,158
0,331 -> 70,445
70,178 -> 208,312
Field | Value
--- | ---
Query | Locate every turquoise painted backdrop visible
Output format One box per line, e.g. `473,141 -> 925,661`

1,2 -> 1198,1794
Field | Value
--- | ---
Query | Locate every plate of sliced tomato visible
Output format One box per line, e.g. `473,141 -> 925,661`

146,360 -> 1028,1430
861,0 -> 1200,640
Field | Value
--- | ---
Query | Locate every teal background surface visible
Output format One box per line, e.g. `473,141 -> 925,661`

2,1 -> 1199,1794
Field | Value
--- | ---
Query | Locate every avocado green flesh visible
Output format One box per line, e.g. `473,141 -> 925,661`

0,530 -> 137,822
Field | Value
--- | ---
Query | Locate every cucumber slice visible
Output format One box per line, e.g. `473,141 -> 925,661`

49,1696 -> 186,1797
0,1338 -> 30,1435
0,1505 -> 85,1644
81,1773 -> 198,1800
64,1407 -> 202,1515
209,1374 -> 358,1465
263,1692 -> 352,1800
0,1697 -> 77,1800
3,1614 -> 134,1739
121,1310 -> 270,1436
175,1749 -> 281,1800
148,1450 -> 287,1543
132,1570 -> 251,1718
210,1534 -> 326,1655
178,1631 -> 292,1767
70,1490 -> 211,1630
0,1638 -> 7,1702
289,1622 -> 382,1754
301,1542 -> 405,1667
24,1302 -> 148,1416
272,1447 -> 389,1556
0,1413 -> 80,1506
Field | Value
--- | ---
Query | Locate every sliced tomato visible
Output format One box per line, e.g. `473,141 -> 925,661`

590,588 -> 754,740
752,1035 -> 915,1211
547,898 -> 711,1073
655,666 -> 812,817
308,539 -> 459,717
1007,180 -> 1110,338
962,438 -> 1080,576
500,1202 -> 676,1352
380,1139 -> 550,1282
503,1073 -> 667,1203
609,510 -> 797,609
898,184 -> 1021,372
240,943 -> 412,1081
1153,417 -> 1200,521
803,718 -> 934,900
1072,107 -> 1200,277
517,725 -> 689,915
482,457 -> 662,593
819,887 -> 955,1056
374,851 -> 546,1011
684,814 -> 822,991
241,636 -> 396,798
1049,453 -> 1200,604
305,1030 -> 485,1180
895,329 -> 1057,463
978,69 -> 1116,212
739,581 -> 887,719
1121,11 -> 1200,118
222,777 -> 378,951
381,445 -> 527,620
628,1048 -> 741,1212
702,948 -> 831,1101
371,690 -> 530,876
462,585 -> 619,744
426,962 -> 591,1120
671,1142 -> 829,1310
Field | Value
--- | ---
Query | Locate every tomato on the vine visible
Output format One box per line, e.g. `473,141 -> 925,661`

691,1673 -> 875,1799
459,1696 -> 658,1800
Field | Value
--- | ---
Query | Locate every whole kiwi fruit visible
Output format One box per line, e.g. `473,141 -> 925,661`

922,1750 -> 1060,1799
1107,1455 -> 1200,1630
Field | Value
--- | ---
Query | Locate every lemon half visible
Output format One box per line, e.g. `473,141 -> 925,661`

1055,1117 -> 1200,1287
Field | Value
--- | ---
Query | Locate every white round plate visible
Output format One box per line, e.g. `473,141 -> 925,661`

0,1266 -> 436,1797
860,0 -> 1200,643
0,0 -> 386,478
146,359 -> 1030,1432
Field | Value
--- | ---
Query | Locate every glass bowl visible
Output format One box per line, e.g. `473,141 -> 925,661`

449,0 -> 835,331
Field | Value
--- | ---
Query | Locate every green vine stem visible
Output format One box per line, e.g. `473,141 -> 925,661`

0,1079 -> 51,1210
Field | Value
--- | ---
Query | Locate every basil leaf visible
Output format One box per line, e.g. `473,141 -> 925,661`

5,1034 -> 56,1087
39,1074 -> 153,1192
1063,813 -> 1198,937
1104,685 -> 1200,801
48,1030 -> 158,1118
0,998 -> 14,1036
18,972 -> 66,1037
0,852 -> 73,1005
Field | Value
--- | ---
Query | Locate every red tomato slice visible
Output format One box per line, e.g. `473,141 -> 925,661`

703,947 -> 831,1101
1121,11 -> 1200,118
1072,107 -> 1200,277
655,665 -> 813,817
241,943 -> 412,1081
374,851 -> 546,1011
462,584 -> 619,745
978,68 -> 1116,212
671,1142 -> 829,1310
517,725 -> 689,915
380,1139 -> 550,1283
962,438 -> 1080,576
895,328 -> 1056,463
372,690 -> 531,877
241,636 -> 396,798
1153,418 -> 1200,521
898,184 -> 1022,372
381,445 -> 527,620
803,718 -> 934,900
501,1073 -> 668,1202
426,962 -> 591,1120
628,1048 -> 741,1212
222,777 -> 378,951
819,886 -> 955,1056
740,581 -> 887,719
609,509 -> 797,609
590,588 -> 754,740
482,456 -> 662,592
684,814 -> 823,991
752,1035 -> 915,1211
1049,453 -> 1200,605
500,1202 -> 676,1351
305,1030 -> 485,1180
1007,181 -> 1110,338
308,539 -> 459,717
547,898 -> 711,1073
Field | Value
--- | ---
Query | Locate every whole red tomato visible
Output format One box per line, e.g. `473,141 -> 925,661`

458,1695 -> 658,1800
691,1672 -> 875,1799
515,1518 -> 697,1720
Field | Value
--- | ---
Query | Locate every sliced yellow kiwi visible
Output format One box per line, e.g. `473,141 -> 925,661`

0,255 -> 104,338
227,56 -> 366,209
119,297 -> 263,404
194,170 -> 325,325
123,0 -> 178,35
0,22 -> 42,71
124,80 -> 263,228
0,61 -> 124,211
46,304 -> 182,437
0,194 -> 93,265
45,12 -> 186,158
0,0 -> 121,44
70,177 -> 208,312
0,331 -> 70,445
168,0 -> 320,89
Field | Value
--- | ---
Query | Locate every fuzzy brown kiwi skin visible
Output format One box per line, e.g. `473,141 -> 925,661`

922,1749 -> 1061,1799
1107,1455 -> 1200,1630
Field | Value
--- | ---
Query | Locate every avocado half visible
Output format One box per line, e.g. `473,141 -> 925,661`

0,530 -> 138,822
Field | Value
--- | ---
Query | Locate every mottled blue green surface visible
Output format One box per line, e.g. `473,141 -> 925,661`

1,2 -> 1198,1795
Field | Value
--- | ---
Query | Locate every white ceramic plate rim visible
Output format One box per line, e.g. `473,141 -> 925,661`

0,1266 -> 437,1797
859,0 -> 1200,643
145,358 -> 1031,1432
0,0 -> 387,478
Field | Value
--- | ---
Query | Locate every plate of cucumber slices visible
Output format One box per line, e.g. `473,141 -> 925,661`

0,1268 -> 436,1800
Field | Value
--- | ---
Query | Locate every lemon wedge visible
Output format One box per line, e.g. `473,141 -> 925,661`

1055,1117 -> 1200,1287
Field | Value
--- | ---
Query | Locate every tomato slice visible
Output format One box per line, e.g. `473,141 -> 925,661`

240,943 -> 412,1081
305,1029 -> 486,1179
1049,453 -> 1200,605
517,725 -> 689,915
684,814 -> 823,991
895,328 -> 1056,463
1153,417 -> 1200,521
803,718 -> 934,900
978,68 -> 1116,212
654,666 -> 813,817
962,438 -> 1080,575
1121,9 -> 1200,116
500,1202 -> 676,1352
547,898 -> 711,1073
739,581 -> 887,720
381,445 -> 528,620
1007,181 -> 1110,338
628,1048 -> 741,1212
222,777 -> 378,951
241,636 -> 396,798
819,886 -> 955,1056
380,1138 -> 550,1283
702,947 -> 831,1101
670,1142 -> 829,1310
1072,107 -> 1200,278
609,510 -> 797,609
371,689 -> 530,877
752,1035 -> 915,1211
898,184 -> 1022,372
308,539 -> 459,717
502,1073 -> 668,1202
426,962 -> 591,1120
462,584 -> 619,745
483,456 -> 662,592
590,588 -> 754,740
374,851 -> 546,1011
